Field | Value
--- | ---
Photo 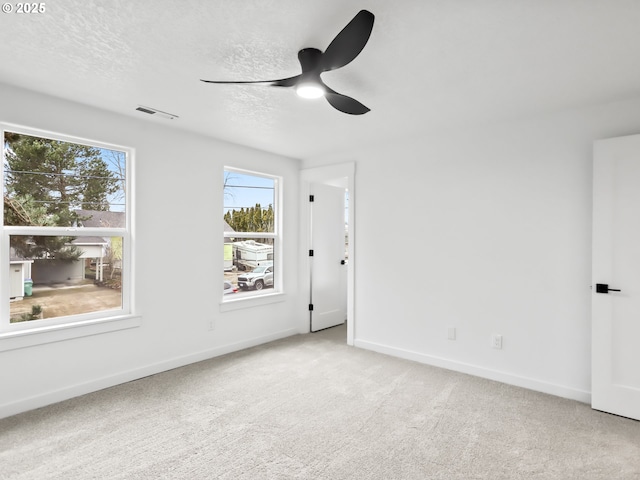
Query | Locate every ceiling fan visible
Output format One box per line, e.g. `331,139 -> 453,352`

201,10 -> 375,115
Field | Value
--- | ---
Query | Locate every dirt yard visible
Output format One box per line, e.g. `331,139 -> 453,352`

10,282 -> 122,321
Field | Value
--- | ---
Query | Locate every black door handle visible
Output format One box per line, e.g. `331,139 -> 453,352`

595,283 -> 621,294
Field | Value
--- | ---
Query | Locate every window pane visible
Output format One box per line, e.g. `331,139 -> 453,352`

9,234 -> 123,323
3,131 -> 126,227
223,170 -> 275,234
223,239 -> 275,297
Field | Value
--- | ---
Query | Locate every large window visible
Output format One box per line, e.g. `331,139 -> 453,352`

1,126 -> 131,333
223,168 -> 280,300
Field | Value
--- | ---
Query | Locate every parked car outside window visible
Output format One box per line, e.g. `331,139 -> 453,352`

223,281 -> 238,295
237,265 -> 274,291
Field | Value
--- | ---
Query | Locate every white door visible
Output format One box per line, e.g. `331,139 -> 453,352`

592,134 -> 640,421
310,183 -> 347,332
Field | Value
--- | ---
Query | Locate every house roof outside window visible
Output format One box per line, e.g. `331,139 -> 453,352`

75,210 -> 125,229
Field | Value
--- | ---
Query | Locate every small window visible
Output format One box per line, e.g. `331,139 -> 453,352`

223,168 -> 279,300
2,126 -> 131,331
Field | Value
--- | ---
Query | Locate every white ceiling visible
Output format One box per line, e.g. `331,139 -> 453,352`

2,1 -> 640,159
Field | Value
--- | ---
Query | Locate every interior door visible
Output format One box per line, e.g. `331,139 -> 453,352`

592,134 -> 640,421
310,183 -> 347,332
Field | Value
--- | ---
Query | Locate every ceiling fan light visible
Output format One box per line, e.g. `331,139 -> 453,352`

296,83 -> 325,99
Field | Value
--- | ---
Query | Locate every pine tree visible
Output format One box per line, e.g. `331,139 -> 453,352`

4,133 -> 119,261
4,133 -> 119,226
224,203 -> 274,245
224,204 -> 275,233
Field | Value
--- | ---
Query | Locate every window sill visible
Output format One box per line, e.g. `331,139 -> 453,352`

220,291 -> 286,312
0,314 -> 142,352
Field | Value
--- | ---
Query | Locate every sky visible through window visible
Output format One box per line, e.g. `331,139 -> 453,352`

99,148 -> 126,213
224,170 -> 275,214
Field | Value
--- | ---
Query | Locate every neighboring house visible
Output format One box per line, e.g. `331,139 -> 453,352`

75,209 -> 125,230
28,210 -> 124,285
74,209 -> 125,282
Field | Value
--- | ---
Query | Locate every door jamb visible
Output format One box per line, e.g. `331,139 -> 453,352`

300,162 -> 355,346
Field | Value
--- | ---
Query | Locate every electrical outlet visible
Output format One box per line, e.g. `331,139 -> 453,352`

491,334 -> 503,349
448,327 -> 456,340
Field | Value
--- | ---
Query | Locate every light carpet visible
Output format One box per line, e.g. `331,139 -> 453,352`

1,324 -> 639,479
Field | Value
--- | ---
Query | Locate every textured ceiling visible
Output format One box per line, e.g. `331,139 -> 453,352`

2,1 -> 640,159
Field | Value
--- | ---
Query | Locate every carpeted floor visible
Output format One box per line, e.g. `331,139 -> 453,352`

1,324 -> 639,479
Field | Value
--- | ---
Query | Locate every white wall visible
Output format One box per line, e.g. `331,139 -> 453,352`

304,96 -> 640,403
0,83 -> 301,418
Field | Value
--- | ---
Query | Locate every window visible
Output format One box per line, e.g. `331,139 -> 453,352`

223,168 -> 280,301
1,125 -> 132,334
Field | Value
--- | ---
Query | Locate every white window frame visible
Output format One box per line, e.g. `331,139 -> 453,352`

0,123 -> 138,351
222,167 -> 283,309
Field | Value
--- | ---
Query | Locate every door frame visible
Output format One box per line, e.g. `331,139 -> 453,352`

300,162 -> 355,345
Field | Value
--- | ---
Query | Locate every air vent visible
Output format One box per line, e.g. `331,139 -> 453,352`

136,106 -> 155,115
135,105 -> 179,120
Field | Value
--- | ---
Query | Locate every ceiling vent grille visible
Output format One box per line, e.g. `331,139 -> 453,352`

135,106 -> 178,120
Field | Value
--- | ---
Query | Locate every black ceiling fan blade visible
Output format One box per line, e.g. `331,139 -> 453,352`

324,86 -> 370,115
200,75 -> 300,87
200,11 -> 375,114
321,10 -> 375,72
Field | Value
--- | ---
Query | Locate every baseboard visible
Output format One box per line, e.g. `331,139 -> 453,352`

354,339 -> 591,404
0,328 -> 298,419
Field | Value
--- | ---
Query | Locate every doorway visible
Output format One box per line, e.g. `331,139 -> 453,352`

300,163 -> 355,345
